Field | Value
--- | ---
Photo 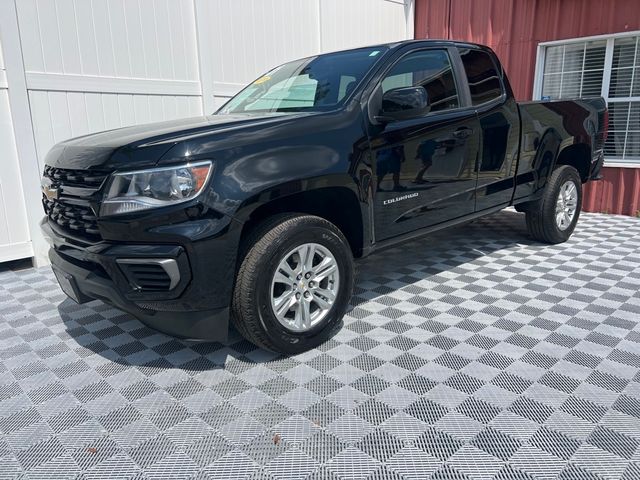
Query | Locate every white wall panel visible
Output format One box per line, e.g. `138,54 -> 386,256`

16,0 -> 203,168
0,32 -> 32,262
195,0 -> 412,103
16,0 -> 199,81
196,0 -> 322,101
28,91 -> 202,171
320,0 -> 410,53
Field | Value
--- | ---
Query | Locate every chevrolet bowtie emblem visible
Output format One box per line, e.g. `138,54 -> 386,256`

42,181 -> 60,201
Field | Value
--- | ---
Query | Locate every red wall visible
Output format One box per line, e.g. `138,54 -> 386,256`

583,168 -> 640,217
415,0 -> 640,101
415,0 -> 640,215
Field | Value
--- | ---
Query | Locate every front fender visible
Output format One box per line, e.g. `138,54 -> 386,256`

231,173 -> 364,222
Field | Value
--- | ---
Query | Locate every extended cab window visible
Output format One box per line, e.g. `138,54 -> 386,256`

381,49 -> 460,112
458,48 -> 503,105
219,47 -> 386,114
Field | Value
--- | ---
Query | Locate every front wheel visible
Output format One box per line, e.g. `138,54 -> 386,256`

526,165 -> 582,244
231,214 -> 354,354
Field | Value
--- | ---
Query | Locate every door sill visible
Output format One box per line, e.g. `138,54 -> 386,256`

369,203 -> 509,255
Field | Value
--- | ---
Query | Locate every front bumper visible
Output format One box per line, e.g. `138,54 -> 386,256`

41,216 -> 240,341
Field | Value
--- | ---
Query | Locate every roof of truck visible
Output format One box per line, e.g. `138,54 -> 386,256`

312,39 -> 495,59
385,39 -> 491,49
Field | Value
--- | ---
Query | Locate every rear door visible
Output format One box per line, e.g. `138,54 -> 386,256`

368,47 -> 481,241
457,47 -> 521,211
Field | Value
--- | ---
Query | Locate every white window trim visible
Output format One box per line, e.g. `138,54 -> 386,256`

533,30 -> 640,168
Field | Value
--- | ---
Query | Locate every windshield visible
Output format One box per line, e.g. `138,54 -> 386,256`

218,47 -> 387,114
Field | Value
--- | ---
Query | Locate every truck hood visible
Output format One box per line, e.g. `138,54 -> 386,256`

44,113 -> 295,171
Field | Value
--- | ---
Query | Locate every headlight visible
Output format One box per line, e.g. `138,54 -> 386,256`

100,161 -> 213,216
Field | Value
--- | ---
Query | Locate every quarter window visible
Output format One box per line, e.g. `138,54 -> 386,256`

381,50 -> 460,112
458,49 -> 503,105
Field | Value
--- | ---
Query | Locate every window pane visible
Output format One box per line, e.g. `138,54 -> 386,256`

458,48 -> 503,105
382,50 -> 459,112
627,103 -> 640,160
563,43 -> 584,71
612,37 -> 637,69
381,73 -> 412,92
542,73 -> 561,98
220,46 -> 385,114
582,69 -> 604,96
584,42 -> 607,70
605,102 -> 629,159
610,67 -> 633,97
544,46 -> 563,74
541,40 -> 605,100
560,71 -> 581,97
338,75 -> 356,101
604,101 -> 640,162
633,67 -> 640,96
609,37 -> 639,98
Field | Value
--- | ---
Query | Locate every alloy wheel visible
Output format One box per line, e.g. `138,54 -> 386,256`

270,243 -> 340,332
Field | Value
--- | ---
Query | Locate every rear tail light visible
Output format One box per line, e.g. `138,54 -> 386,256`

603,108 -> 609,142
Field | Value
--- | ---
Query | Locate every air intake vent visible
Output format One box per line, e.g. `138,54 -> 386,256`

117,259 -> 180,292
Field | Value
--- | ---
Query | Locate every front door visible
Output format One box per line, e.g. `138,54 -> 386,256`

368,48 -> 480,241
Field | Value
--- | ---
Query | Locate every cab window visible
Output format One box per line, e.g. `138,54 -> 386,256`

381,49 -> 460,112
458,48 -> 503,105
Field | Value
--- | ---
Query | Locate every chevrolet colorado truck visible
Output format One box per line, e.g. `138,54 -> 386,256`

41,40 -> 607,353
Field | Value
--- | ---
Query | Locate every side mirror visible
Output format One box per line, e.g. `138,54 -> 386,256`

376,86 -> 430,123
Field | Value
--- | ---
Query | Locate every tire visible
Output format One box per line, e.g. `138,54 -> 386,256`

231,214 -> 355,354
525,165 -> 582,244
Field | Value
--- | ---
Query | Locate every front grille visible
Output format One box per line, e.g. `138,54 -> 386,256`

43,199 -> 101,237
43,166 -> 109,188
42,166 -> 110,242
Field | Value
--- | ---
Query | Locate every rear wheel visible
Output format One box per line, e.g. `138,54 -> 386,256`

231,214 -> 354,353
525,165 -> 582,244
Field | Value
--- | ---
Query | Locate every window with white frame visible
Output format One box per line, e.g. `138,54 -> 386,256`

535,33 -> 640,166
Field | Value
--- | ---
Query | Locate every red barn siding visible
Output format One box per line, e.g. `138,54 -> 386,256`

415,0 -> 640,216
583,168 -> 640,217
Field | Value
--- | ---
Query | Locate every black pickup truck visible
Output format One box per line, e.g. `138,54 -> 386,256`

41,40 -> 607,353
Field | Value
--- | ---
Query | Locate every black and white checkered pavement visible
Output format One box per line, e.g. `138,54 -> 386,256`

1,210 -> 640,479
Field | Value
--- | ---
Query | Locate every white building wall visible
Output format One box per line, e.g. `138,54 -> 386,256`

16,0 -> 203,173
196,0 -> 413,109
0,25 -> 33,262
0,0 -> 413,265
320,0 -> 412,52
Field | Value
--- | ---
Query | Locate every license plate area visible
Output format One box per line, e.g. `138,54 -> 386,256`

52,267 -> 88,304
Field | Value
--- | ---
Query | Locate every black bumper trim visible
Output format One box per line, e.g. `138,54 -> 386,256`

49,248 -> 229,341
589,151 -> 605,180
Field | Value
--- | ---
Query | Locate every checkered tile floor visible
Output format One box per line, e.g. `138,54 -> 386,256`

2,210 -> 640,479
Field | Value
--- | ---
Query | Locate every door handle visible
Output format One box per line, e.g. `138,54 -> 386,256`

453,127 -> 473,139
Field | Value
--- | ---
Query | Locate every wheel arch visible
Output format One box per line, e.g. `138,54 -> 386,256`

237,185 -> 367,259
554,143 -> 592,182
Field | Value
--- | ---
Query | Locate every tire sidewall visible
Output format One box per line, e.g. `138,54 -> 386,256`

251,221 -> 353,351
546,167 -> 582,241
